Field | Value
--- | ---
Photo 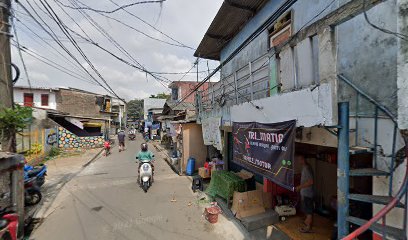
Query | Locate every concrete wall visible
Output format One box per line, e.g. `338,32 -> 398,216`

182,123 -> 207,171
230,83 -> 336,127
14,88 -> 57,110
397,0 -> 408,130
56,89 -> 110,119
337,0 -> 399,116
58,126 -> 104,149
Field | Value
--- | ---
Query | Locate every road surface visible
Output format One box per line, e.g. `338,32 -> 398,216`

30,136 -> 223,240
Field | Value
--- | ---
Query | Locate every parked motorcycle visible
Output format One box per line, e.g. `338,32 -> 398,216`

0,206 -> 18,240
137,158 -> 154,193
24,164 -> 47,187
24,177 -> 42,206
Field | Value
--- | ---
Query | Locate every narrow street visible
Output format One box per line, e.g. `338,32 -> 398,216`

30,136 -> 223,240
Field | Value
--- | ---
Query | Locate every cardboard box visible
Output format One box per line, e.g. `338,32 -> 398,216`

199,167 -> 211,179
231,189 -> 266,219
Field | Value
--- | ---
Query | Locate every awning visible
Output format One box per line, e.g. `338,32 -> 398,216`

194,0 -> 268,60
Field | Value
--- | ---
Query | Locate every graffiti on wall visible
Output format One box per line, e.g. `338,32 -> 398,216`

58,127 -> 103,149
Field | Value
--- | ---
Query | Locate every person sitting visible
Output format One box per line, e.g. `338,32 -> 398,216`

136,143 -> 155,180
103,140 -> 111,155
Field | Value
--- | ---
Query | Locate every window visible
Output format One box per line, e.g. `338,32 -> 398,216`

23,93 -> 34,107
171,88 -> 179,101
41,94 -> 49,106
269,11 -> 292,48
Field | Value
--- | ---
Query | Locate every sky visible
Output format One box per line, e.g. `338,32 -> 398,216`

11,0 -> 223,101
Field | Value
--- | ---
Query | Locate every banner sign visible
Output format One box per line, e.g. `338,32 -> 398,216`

232,120 -> 296,190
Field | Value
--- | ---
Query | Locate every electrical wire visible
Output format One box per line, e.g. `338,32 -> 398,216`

363,0 -> 407,41
11,41 -> 100,86
56,0 -> 166,14
173,0 -> 340,110
13,15 -> 94,79
16,0 -> 116,96
61,0 -> 173,84
108,0 -> 194,49
38,0 -> 121,99
10,10 -> 32,90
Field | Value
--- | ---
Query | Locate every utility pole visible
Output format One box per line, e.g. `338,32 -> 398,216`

196,57 -> 199,83
0,0 -> 14,152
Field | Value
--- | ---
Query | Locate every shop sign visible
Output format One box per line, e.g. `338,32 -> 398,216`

232,120 -> 296,190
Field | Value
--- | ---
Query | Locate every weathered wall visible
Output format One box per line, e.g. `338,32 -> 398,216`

56,89 -> 109,119
182,123 -> 207,171
230,83 -> 336,127
337,0 -> 398,115
397,0 -> 408,130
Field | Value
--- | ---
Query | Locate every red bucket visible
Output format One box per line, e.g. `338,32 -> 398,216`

204,206 -> 222,224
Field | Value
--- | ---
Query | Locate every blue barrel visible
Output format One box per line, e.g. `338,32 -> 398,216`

186,157 -> 196,176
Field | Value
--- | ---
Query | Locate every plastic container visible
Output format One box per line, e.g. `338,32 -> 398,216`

204,206 -> 222,224
186,157 -> 196,176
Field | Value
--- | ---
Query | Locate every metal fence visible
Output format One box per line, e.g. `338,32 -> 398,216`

200,54 -> 271,111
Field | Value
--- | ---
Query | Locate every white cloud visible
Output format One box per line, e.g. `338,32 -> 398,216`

12,0 -> 223,101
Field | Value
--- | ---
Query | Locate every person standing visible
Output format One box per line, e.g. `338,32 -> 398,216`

118,130 -> 126,152
295,154 -> 314,233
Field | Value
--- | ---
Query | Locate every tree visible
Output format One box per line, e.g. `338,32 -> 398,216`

0,105 -> 33,152
127,99 -> 144,121
150,92 -> 170,99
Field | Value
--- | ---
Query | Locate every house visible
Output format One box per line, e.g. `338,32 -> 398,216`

143,98 -> 166,120
195,0 -> 407,239
169,81 -> 213,104
14,86 -> 58,109
13,86 -> 126,151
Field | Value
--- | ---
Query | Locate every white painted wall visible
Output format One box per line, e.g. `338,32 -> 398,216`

230,82 -> 337,127
13,88 -> 57,110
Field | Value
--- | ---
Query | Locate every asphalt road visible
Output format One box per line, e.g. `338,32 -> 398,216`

30,136 -> 222,240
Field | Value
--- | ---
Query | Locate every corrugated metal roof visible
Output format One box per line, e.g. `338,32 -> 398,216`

194,0 -> 268,60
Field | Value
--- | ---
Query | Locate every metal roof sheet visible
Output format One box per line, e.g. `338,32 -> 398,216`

194,0 -> 268,60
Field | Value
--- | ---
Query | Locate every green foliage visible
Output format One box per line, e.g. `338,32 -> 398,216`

0,105 -> 33,133
48,146 -> 61,158
127,99 -> 144,121
26,143 -> 43,156
150,92 -> 170,99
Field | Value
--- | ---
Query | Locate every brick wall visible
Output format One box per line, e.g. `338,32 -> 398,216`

56,89 -> 110,119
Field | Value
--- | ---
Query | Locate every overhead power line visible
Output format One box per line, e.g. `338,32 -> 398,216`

16,0 -> 117,96
10,11 -> 32,89
57,0 -> 166,14
363,0 -> 407,41
108,0 -> 194,50
39,0 -> 121,99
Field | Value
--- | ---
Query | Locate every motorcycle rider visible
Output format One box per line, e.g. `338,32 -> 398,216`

136,143 -> 155,181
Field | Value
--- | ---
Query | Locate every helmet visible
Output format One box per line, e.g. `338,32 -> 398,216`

141,143 -> 148,151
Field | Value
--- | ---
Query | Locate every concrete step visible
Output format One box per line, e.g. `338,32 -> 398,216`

241,209 -> 279,232
349,146 -> 373,155
347,216 -> 405,240
349,194 -> 405,208
350,168 -> 389,177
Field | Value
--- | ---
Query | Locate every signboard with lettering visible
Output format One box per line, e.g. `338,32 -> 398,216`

232,120 -> 296,190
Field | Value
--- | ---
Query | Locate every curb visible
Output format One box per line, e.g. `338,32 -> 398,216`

152,142 -> 182,175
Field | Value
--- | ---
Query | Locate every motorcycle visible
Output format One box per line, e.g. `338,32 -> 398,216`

0,206 -> 18,240
24,164 -> 47,187
128,133 -> 136,141
137,158 -> 154,193
24,177 -> 42,206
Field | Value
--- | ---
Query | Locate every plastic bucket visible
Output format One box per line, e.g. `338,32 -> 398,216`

204,206 -> 222,224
